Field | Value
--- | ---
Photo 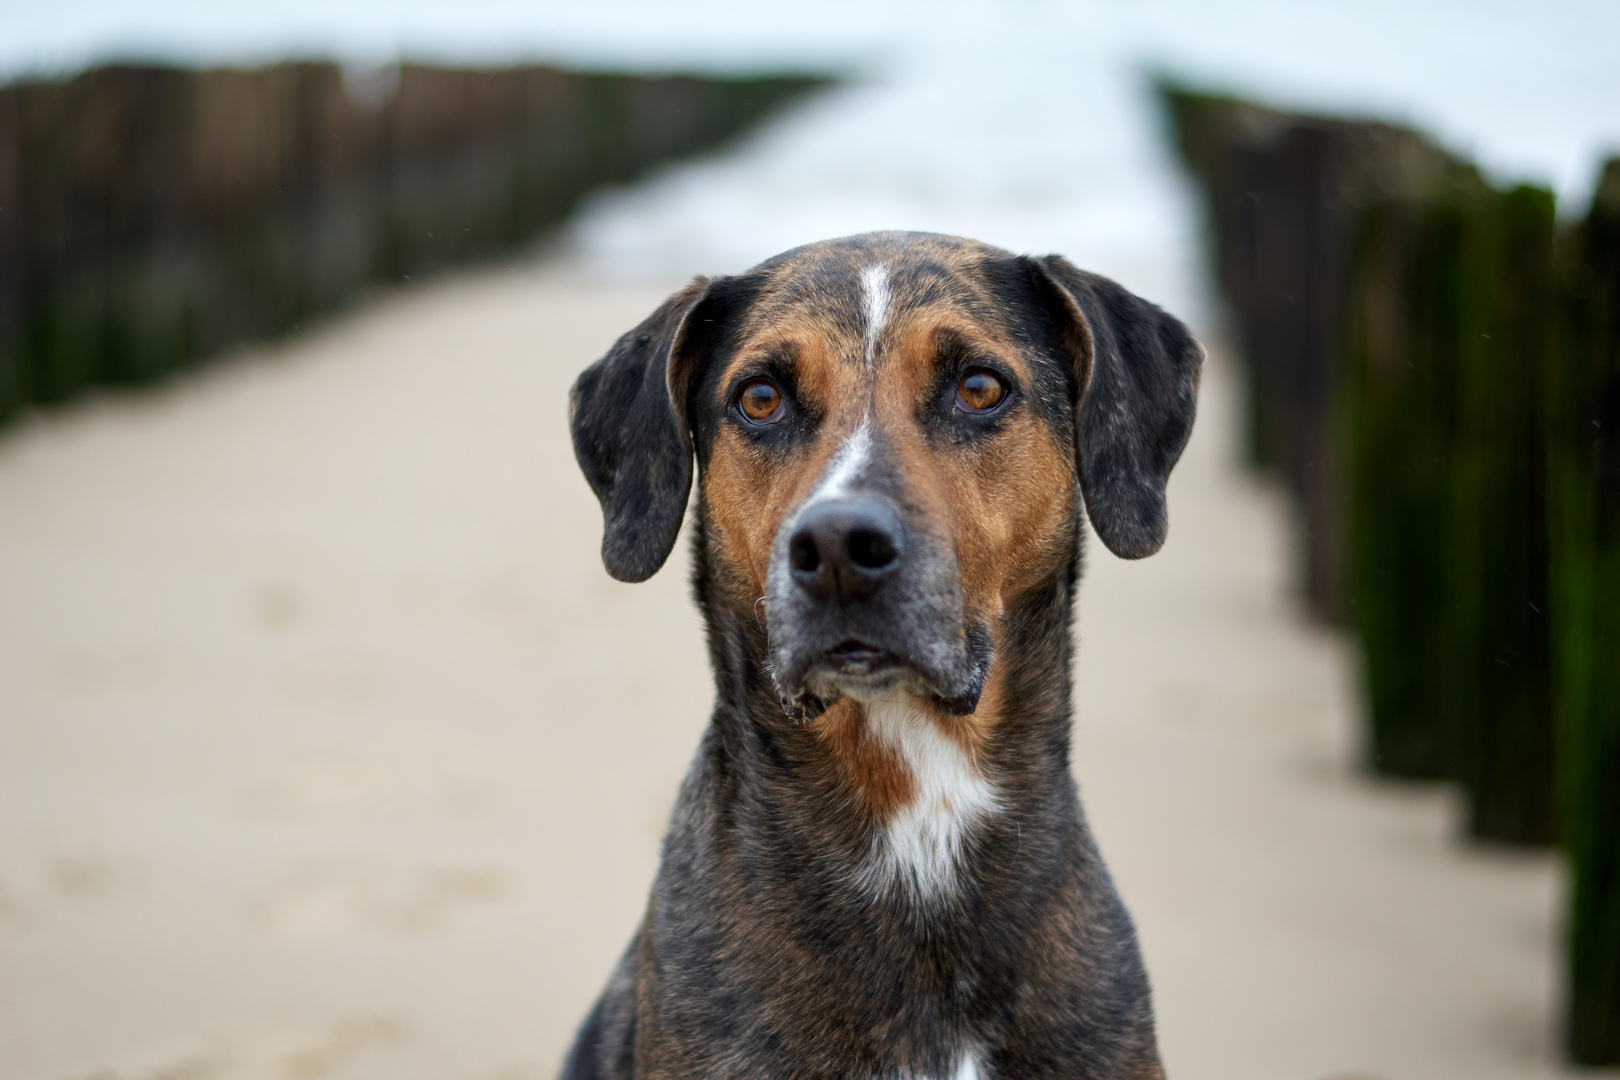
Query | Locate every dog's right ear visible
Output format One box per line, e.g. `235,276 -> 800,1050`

570,277 -> 712,583
1025,255 -> 1203,560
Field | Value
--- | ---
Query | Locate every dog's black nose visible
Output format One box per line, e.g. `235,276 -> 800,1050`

788,498 -> 903,603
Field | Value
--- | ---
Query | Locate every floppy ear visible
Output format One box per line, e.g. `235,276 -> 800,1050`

1029,255 -> 1203,559
570,277 -> 712,583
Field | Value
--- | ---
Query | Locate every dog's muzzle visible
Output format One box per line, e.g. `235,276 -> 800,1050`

765,493 -> 991,721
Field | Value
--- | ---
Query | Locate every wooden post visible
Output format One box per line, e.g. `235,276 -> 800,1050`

1445,184 -> 1558,845
0,84 -> 23,418
1552,157 -> 1620,1064
1341,187 -> 1478,778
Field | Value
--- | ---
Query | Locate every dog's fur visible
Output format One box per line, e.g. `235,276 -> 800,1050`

565,232 -> 1201,1080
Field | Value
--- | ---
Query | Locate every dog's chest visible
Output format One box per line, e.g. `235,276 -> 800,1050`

856,696 -> 999,903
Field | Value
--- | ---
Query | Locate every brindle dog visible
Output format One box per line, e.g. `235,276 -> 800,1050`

565,231 -> 1201,1080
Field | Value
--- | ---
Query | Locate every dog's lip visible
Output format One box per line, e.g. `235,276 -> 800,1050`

822,639 -> 901,673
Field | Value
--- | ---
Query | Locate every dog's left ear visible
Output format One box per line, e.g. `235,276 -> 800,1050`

1026,255 -> 1203,559
570,277 -> 713,583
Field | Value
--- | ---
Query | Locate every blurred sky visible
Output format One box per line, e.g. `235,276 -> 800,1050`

3,0 -> 1618,321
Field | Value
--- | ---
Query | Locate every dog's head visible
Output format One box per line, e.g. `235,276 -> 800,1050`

571,232 -> 1200,720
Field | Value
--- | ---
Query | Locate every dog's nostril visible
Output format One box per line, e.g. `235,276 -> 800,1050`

789,533 -> 821,573
846,528 -> 897,570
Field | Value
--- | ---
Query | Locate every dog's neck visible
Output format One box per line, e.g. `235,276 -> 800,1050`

689,507 -> 1085,912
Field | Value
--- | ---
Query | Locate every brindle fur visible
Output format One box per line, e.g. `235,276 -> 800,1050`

566,232 -> 1200,1080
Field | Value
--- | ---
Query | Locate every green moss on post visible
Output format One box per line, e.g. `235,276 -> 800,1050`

1444,185 -> 1558,845
1345,181 -> 1560,819
29,274 -> 108,404
1552,158 -> 1620,1064
0,86 -> 23,420
1341,190 -> 1477,777
102,249 -> 200,384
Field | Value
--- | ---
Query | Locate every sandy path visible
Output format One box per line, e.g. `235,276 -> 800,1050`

0,257 -> 1595,1080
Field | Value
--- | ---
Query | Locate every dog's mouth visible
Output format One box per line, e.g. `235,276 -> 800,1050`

796,638 -> 924,710
779,627 -> 990,720
821,639 -> 903,677
772,619 -> 993,721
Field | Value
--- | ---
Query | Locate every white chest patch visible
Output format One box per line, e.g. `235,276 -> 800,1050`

858,695 -> 999,904
892,1048 -> 984,1080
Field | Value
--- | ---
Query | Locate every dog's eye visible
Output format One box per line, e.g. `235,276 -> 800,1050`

955,370 -> 1005,413
738,379 -> 785,424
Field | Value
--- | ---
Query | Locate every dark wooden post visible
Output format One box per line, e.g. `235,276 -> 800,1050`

1341,186 -> 1479,778
0,84 -> 23,418
1443,184 -> 1558,845
1552,157 -> 1620,1064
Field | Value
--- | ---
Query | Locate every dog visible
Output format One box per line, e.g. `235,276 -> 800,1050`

564,231 -> 1201,1080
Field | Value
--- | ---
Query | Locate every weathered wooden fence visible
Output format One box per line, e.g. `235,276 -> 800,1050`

1160,90 -> 1477,624
1164,84 -> 1619,1064
0,62 -> 828,426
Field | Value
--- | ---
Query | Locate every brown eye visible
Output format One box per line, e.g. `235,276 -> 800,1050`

955,370 -> 1005,413
738,379 -> 784,424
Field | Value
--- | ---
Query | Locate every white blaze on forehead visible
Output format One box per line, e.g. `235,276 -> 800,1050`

788,261 -> 885,518
861,263 -> 890,368
806,416 -> 871,506
857,693 -> 999,904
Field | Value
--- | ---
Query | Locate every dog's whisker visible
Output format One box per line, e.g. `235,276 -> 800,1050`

996,613 -> 1038,636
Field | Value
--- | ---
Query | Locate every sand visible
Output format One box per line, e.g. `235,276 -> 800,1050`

0,256 -> 1602,1080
